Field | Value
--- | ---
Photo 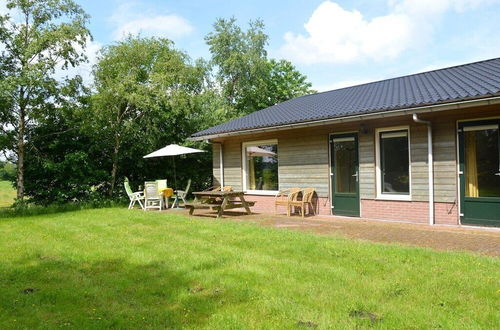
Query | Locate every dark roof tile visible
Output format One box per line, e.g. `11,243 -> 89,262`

192,57 -> 500,138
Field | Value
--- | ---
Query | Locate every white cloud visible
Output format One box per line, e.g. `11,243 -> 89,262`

109,2 -> 193,40
280,0 -> 500,64
391,0 -> 498,14
280,2 -> 412,64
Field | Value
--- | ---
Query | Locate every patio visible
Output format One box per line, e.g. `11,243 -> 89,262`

171,208 -> 500,256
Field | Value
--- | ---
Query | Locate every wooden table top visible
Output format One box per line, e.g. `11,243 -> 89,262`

192,191 -> 244,197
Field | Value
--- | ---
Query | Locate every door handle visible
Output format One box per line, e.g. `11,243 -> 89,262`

495,173 -> 500,176
352,172 -> 359,182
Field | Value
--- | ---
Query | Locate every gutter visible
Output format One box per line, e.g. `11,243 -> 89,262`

412,114 -> 434,225
189,95 -> 500,141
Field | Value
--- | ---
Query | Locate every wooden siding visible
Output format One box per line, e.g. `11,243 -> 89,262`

212,144 -> 221,186
359,131 -> 375,199
278,133 -> 329,197
214,122 -> 455,202
221,139 -> 243,191
432,119 -> 458,203
410,124 -> 429,201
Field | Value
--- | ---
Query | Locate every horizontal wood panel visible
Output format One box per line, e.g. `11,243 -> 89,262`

221,140 -> 242,190
212,144 -> 221,186
359,132 -> 376,199
279,134 -> 329,197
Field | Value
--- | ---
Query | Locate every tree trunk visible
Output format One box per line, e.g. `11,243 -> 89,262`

109,134 -> 120,196
16,107 -> 25,201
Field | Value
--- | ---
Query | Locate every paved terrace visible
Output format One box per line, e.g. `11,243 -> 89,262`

171,209 -> 500,257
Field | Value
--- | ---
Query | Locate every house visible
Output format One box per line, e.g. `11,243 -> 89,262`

190,58 -> 500,227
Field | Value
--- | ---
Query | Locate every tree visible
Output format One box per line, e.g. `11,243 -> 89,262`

91,36 -> 210,195
264,59 -> 314,106
0,0 -> 91,201
205,17 -> 268,116
205,18 -> 315,117
23,92 -> 110,205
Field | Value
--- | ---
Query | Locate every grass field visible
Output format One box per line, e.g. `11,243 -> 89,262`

0,180 -> 15,207
0,208 -> 498,329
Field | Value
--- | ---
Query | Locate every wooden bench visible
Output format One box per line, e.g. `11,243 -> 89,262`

185,201 -> 255,215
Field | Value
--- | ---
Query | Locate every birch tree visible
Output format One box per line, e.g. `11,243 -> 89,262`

0,0 -> 91,201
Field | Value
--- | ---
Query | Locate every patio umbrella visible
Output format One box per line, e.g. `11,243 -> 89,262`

143,144 -> 205,189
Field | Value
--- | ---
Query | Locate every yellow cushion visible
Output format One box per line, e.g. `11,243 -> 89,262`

160,188 -> 174,198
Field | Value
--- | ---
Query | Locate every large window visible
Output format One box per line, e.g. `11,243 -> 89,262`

376,127 -> 411,199
242,140 -> 278,193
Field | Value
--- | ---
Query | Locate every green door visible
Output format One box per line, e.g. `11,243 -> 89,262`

330,133 -> 360,217
458,119 -> 500,227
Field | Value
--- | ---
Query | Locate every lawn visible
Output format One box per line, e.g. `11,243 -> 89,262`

0,180 -> 16,208
0,208 -> 498,329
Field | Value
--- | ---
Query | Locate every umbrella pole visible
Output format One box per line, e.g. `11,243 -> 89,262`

172,156 -> 177,190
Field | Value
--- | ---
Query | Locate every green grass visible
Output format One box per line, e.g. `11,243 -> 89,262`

0,180 -> 15,208
0,208 -> 498,329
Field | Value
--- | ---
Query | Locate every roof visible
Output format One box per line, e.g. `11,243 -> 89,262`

192,57 -> 500,139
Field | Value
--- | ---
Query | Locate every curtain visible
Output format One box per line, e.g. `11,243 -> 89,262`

465,132 -> 479,197
248,156 -> 256,190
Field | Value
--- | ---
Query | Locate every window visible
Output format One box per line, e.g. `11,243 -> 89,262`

242,140 -> 278,193
464,124 -> 500,197
376,127 -> 411,200
333,137 -> 357,193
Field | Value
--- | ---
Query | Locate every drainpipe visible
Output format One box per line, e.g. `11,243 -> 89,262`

412,114 -> 434,225
212,142 -> 224,187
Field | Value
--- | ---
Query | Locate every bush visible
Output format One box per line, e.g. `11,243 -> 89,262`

0,162 -> 15,181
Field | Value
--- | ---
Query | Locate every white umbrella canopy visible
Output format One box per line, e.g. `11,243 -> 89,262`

143,144 -> 205,158
143,144 -> 205,193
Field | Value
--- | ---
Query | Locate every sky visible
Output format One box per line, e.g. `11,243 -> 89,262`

9,0 -> 500,91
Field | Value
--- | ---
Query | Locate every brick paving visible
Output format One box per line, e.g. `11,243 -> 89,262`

175,209 -> 500,257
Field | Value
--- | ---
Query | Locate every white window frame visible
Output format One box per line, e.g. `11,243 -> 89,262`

375,126 -> 412,201
241,139 -> 279,195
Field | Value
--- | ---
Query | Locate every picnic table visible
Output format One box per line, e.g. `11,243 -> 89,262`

185,191 -> 255,218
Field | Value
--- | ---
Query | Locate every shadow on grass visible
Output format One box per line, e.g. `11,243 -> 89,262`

0,257 -> 230,328
0,201 -> 125,219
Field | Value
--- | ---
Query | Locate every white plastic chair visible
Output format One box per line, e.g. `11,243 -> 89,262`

124,178 -> 144,210
172,179 -> 191,208
144,181 -> 163,211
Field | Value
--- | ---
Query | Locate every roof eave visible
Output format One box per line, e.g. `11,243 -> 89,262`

189,95 -> 500,141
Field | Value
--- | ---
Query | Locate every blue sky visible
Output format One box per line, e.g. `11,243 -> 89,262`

65,0 -> 500,90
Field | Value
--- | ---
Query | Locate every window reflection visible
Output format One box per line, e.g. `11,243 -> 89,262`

380,130 -> 410,194
334,140 -> 356,193
246,144 -> 278,191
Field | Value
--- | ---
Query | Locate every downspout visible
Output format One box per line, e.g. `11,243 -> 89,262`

412,114 -> 434,225
212,142 -> 224,187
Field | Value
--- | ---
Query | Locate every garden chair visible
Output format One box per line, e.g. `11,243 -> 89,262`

289,188 -> 316,218
144,181 -> 163,211
274,188 -> 301,216
124,178 -> 144,210
172,179 -> 191,208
